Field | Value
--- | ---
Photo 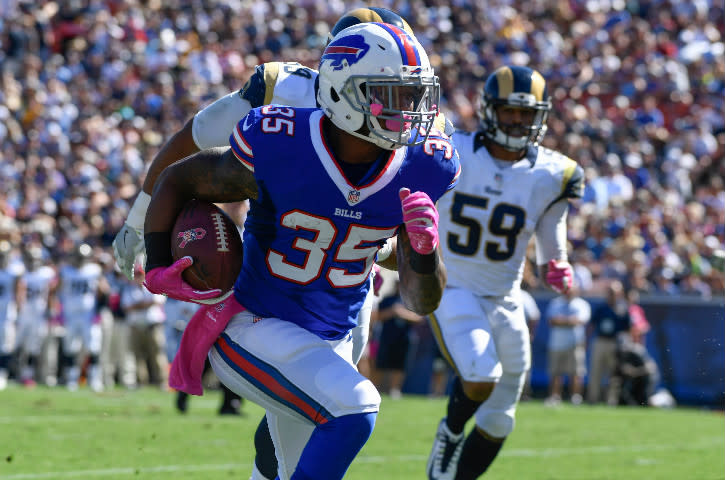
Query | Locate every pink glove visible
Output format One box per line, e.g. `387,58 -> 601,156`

144,256 -> 223,303
372,264 -> 384,296
169,295 -> 245,395
399,188 -> 439,255
546,259 -> 573,294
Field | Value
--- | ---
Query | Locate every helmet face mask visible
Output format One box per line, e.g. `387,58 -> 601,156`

344,70 -> 439,148
479,66 -> 552,152
318,23 -> 440,150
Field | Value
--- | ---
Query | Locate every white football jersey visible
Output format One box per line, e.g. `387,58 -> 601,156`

0,266 -> 22,325
58,263 -> 103,316
19,266 -> 56,320
438,131 -> 584,297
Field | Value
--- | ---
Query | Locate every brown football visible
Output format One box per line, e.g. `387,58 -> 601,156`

171,200 -> 243,292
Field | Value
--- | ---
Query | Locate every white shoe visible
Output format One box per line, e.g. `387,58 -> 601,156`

427,418 -> 464,480
0,370 -> 7,391
88,366 -> 103,392
571,393 -> 583,405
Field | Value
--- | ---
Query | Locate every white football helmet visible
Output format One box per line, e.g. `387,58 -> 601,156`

317,22 -> 440,150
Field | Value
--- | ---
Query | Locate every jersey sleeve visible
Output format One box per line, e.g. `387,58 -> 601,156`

193,92 -> 254,149
433,112 -> 456,136
238,64 -> 273,108
229,108 -> 263,173
558,158 -> 584,201
434,134 -> 461,198
534,198 -> 569,264
411,133 -> 461,204
193,63 -> 274,150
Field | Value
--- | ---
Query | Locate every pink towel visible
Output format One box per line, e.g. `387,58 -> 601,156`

169,295 -> 245,396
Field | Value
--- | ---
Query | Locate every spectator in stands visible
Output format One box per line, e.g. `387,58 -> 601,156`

587,279 -> 632,404
103,270 -> 137,389
119,264 -> 167,389
544,283 -> 591,406
371,279 -> 423,399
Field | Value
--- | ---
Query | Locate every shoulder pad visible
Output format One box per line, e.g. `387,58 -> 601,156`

433,112 -> 456,136
562,161 -> 584,199
238,64 -> 277,108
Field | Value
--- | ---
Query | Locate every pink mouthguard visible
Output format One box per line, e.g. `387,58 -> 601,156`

385,114 -> 412,131
370,103 -> 383,116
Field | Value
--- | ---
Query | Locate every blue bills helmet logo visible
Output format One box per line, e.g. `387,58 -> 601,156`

177,228 -> 206,248
321,35 -> 370,71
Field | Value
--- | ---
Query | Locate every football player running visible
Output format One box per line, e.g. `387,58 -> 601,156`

112,6 -> 414,281
426,65 -> 583,480
143,22 -> 458,480
112,8 -> 416,479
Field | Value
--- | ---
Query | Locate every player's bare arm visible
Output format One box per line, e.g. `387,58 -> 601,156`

146,147 -> 258,234
376,236 -> 398,271
142,118 -> 198,195
143,147 -> 256,303
396,226 -> 446,315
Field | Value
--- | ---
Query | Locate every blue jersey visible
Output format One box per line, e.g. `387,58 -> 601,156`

229,106 -> 460,340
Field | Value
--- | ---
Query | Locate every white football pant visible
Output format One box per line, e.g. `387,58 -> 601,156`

430,287 -> 530,437
209,311 -> 380,480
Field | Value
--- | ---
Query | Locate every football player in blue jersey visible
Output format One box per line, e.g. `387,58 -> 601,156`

143,22 -> 459,480
426,65 -> 584,480
112,6 -> 415,280
111,7 -> 417,479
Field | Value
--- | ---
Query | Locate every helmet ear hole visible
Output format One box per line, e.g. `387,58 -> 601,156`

330,87 -> 340,103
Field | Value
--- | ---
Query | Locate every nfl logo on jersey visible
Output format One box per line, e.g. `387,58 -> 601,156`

348,189 -> 361,204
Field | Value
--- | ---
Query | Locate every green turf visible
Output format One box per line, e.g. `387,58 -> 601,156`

0,385 -> 722,479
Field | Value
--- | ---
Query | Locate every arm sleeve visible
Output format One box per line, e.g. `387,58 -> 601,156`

534,199 -> 569,265
192,92 -> 254,149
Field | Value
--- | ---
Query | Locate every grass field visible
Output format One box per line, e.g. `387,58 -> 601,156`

0,385 -> 722,480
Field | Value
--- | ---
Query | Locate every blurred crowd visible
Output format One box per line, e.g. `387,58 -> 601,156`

0,0 -> 723,300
